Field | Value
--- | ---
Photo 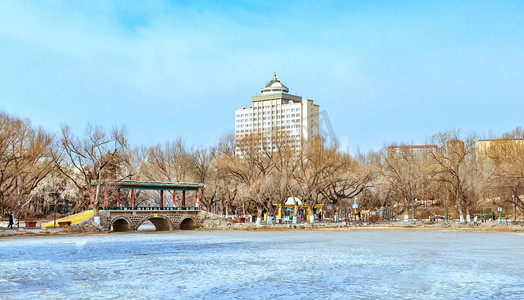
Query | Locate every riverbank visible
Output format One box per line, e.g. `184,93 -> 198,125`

231,220 -> 524,233
1,220 -> 523,238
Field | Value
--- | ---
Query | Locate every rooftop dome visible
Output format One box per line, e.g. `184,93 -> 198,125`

261,72 -> 289,94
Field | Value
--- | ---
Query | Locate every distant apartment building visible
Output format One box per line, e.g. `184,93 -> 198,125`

387,144 -> 438,163
446,139 -> 465,152
476,138 -> 524,161
387,141 -> 467,164
235,73 -> 319,154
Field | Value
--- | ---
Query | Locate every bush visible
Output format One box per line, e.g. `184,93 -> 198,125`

369,214 -> 379,223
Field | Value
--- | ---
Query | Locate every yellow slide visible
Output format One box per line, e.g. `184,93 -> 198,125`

41,210 -> 94,228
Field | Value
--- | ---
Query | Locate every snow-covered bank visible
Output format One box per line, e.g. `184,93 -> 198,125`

1,219 -> 523,238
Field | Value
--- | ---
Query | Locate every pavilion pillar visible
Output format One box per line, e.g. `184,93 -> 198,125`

160,190 -> 164,208
104,188 -> 108,208
90,189 -> 93,208
173,190 -> 177,207
182,190 -> 186,207
131,188 -> 135,207
195,189 -> 199,208
117,189 -> 121,207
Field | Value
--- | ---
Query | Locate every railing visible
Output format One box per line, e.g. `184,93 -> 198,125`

100,206 -> 199,211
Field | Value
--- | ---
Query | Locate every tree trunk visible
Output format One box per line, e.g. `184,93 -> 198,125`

405,197 -> 410,221
457,205 -> 464,223
93,173 -> 101,225
256,207 -> 263,226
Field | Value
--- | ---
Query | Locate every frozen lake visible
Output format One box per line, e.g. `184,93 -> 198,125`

0,230 -> 523,299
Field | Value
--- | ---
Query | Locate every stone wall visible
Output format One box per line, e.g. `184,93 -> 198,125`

198,211 -> 234,229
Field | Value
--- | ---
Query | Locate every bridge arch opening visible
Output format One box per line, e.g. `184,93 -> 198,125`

112,219 -> 131,232
180,218 -> 197,230
150,217 -> 172,231
137,217 -> 172,231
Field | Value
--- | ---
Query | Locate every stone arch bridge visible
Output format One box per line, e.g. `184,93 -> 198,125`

100,208 -> 200,232
99,208 -> 232,232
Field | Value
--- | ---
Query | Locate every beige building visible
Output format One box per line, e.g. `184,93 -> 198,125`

235,73 -> 320,154
476,138 -> 524,161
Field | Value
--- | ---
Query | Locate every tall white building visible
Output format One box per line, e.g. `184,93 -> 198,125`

235,73 -> 320,154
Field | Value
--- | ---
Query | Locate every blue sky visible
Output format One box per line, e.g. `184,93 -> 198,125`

1,0 -> 523,152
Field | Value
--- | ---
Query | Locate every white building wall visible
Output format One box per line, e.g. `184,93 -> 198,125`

235,79 -> 320,155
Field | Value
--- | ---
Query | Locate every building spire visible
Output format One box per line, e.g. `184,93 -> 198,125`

273,71 -> 277,80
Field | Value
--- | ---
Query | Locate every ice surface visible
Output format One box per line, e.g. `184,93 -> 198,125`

0,230 -> 522,299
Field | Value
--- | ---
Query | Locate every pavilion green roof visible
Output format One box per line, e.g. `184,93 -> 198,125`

91,180 -> 205,191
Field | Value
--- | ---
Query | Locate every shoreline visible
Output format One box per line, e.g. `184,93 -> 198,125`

1,222 -> 523,239
230,222 -> 524,233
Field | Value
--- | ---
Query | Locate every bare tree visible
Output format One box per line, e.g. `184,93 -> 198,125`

479,127 -> 524,220
144,138 -> 192,183
56,124 -> 128,223
213,133 -> 238,215
0,112 -> 55,217
189,146 -> 215,210
217,132 -> 275,222
373,143 -> 426,218
270,137 -> 300,217
322,152 -> 374,206
293,136 -> 347,222
428,131 -> 479,220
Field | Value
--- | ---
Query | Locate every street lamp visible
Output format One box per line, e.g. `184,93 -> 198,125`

53,199 -> 57,228
412,197 -> 415,220
409,181 -> 415,221
513,194 -> 516,221
354,197 -> 359,222
17,201 -> 20,228
215,168 -> 219,215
